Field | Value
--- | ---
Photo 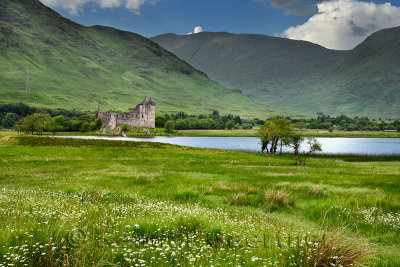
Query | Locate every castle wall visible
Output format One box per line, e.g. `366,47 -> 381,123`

96,97 -> 156,131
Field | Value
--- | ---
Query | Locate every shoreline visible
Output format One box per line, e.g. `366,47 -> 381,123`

36,129 -> 400,138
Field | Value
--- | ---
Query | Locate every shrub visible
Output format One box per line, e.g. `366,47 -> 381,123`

242,123 -> 253,129
307,184 -> 324,197
224,193 -> 264,207
164,120 -> 175,133
80,122 -> 90,132
264,189 -> 293,211
225,120 -> 235,130
120,124 -> 129,131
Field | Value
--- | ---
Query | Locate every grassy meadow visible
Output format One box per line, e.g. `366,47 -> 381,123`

0,134 -> 400,266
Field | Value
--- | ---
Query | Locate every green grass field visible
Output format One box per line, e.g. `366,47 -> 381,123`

0,134 -> 399,266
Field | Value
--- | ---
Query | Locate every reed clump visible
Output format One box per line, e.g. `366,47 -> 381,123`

264,188 -> 294,211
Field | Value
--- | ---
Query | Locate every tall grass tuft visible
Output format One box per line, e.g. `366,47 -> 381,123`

264,188 -> 294,211
311,230 -> 372,266
277,230 -> 372,266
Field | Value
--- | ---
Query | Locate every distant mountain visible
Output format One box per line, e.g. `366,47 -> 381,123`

0,0 -> 283,117
152,30 -> 400,118
283,26 -> 400,117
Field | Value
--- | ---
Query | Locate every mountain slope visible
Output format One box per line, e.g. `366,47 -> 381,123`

281,26 -> 400,117
0,0 -> 283,117
151,32 -> 345,100
152,31 -> 400,118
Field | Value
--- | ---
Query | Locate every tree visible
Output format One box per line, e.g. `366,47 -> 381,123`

2,113 -> 19,128
258,119 -> 293,155
225,120 -> 235,130
155,114 -> 172,128
174,119 -> 187,130
52,115 -> 68,130
274,119 -> 293,154
14,119 -> 23,133
164,120 -> 175,133
46,120 -> 63,136
20,113 -> 51,135
242,123 -> 253,130
211,110 -> 220,118
299,138 -> 322,166
80,122 -> 90,132
290,133 -> 304,165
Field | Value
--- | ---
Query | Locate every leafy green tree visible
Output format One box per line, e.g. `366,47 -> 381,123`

92,119 -> 102,130
258,119 -> 293,155
274,119 -> 293,154
258,124 -> 271,155
174,119 -> 187,130
20,113 -> 51,135
242,123 -> 253,130
69,120 -> 82,132
299,138 -> 322,166
80,122 -> 90,132
52,115 -> 68,130
212,110 -> 220,118
290,133 -> 304,165
155,114 -> 172,128
2,113 -> 19,128
14,119 -> 23,133
164,120 -> 175,133
225,120 -> 235,130
46,120 -> 63,136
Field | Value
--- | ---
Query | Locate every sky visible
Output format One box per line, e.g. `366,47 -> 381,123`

39,0 -> 400,50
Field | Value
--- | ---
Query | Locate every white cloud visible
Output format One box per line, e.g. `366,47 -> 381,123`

282,0 -> 400,50
39,0 -> 156,16
194,26 -> 204,34
99,0 -> 122,8
186,26 -> 204,35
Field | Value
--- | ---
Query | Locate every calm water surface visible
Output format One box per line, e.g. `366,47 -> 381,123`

57,136 -> 400,155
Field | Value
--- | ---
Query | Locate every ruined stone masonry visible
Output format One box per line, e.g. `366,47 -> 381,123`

96,97 -> 156,132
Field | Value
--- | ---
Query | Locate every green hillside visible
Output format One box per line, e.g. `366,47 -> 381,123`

151,32 -> 344,97
279,26 -> 400,118
0,0 -> 283,118
152,31 -> 400,118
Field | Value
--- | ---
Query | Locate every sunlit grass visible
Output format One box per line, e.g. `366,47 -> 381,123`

0,135 -> 399,265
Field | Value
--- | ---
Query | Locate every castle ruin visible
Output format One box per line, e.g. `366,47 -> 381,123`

96,97 -> 156,132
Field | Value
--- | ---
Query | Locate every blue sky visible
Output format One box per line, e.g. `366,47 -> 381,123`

40,0 -> 400,49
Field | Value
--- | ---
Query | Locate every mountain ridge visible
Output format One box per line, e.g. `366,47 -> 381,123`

0,0 -> 284,117
152,29 -> 400,118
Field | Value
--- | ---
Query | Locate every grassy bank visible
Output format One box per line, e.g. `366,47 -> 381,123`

36,129 -> 400,138
0,135 -> 399,266
179,129 -> 400,138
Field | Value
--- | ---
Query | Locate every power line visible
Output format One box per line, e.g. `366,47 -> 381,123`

25,68 -> 30,93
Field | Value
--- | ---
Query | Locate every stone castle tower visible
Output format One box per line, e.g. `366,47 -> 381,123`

96,97 -> 156,131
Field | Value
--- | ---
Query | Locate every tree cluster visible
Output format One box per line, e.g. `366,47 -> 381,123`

258,118 -> 322,165
156,111 -> 258,130
292,115 -> 400,132
0,102 -> 90,130
8,106 -> 102,134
